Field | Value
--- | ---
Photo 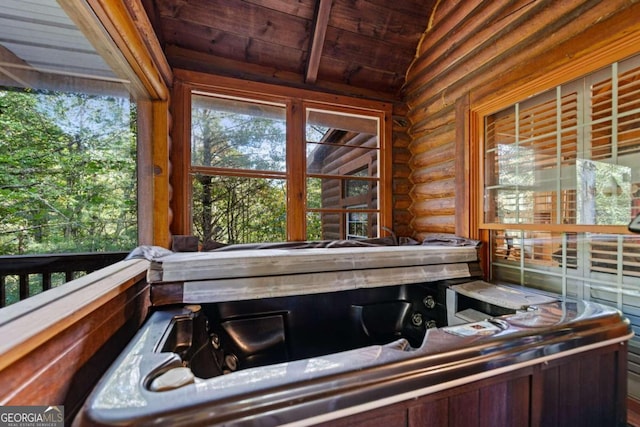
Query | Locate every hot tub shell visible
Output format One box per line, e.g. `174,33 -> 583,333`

74,245 -> 632,426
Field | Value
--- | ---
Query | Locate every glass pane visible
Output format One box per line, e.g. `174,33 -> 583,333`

576,160 -> 632,225
491,230 -> 567,267
306,177 -> 377,209
192,175 -> 286,244
306,211 -> 377,241
522,269 -> 563,294
307,145 -> 378,175
305,108 -> 380,241
485,106 -> 516,151
306,212 -> 323,241
305,108 -> 379,175
0,3 -> 138,255
345,170 -> 370,198
491,230 -> 640,290
305,109 -> 378,144
192,95 -> 286,172
523,231 -> 567,269
484,135 -> 537,224
0,89 -> 137,254
589,233 -> 640,278
485,68 -> 640,227
346,210 -> 372,239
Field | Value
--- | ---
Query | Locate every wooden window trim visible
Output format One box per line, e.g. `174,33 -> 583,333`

78,0 -> 171,100
171,69 -> 392,241
61,0 -> 173,247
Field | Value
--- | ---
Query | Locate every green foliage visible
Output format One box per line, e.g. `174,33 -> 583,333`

192,176 -> 286,244
0,88 -> 137,254
191,102 -> 298,244
305,178 -> 323,240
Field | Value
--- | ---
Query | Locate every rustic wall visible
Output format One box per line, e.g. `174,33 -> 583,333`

311,131 -> 378,239
402,0 -> 640,240
392,102 -> 413,237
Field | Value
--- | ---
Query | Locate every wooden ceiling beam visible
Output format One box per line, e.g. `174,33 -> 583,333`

167,46 -> 399,102
305,0 -> 332,84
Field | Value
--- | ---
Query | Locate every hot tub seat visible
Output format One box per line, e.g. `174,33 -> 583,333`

155,282 -> 443,378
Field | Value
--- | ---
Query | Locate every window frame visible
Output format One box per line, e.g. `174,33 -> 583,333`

471,37 -> 640,241
470,35 -> 640,293
476,69 -> 640,235
170,70 -> 393,241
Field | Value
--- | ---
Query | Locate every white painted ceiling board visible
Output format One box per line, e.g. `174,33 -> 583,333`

0,0 -> 118,86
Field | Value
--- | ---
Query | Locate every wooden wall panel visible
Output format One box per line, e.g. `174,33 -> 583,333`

403,0 -> 640,238
319,343 -> 624,426
533,345 -> 626,427
409,397 -> 448,427
449,389 -> 479,427
0,273 -> 149,424
315,401 -> 407,427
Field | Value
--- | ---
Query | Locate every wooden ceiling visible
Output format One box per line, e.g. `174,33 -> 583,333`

141,0 -> 437,100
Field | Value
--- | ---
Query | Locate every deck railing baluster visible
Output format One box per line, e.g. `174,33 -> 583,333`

0,252 -> 129,308
0,275 -> 5,307
43,272 -> 51,291
19,274 -> 29,300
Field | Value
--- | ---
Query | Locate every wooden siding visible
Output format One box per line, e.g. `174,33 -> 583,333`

403,0 -> 640,239
314,342 -> 627,427
312,131 -> 379,239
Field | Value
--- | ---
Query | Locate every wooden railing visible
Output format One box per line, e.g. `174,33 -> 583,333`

0,252 -> 129,308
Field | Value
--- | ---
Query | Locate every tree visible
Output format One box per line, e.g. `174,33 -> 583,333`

0,88 -> 137,254
191,102 -> 287,244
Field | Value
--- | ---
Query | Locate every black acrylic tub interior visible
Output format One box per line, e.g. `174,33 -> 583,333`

159,282 -> 448,379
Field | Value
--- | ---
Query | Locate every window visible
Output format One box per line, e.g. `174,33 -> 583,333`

0,3 -> 138,256
345,206 -> 369,240
0,13 -> 137,255
484,62 -> 640,229
306,108 -> 380,241
0,0 -> 154,307
483,55 -> 640,292
191,95 -> 287,243
480,53 -> 640,395
182,81 -> 390,244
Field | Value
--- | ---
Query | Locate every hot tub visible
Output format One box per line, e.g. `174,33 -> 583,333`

157,281 -> 446,379
74,244 -> 632,426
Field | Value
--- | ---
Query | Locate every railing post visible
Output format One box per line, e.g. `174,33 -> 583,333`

43,273 -> 51,291
0,276 -> 5,308
19,274 -> 29,300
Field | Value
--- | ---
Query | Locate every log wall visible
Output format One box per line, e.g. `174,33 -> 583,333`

403,0 -> 640,239
392,102 -> 413,237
